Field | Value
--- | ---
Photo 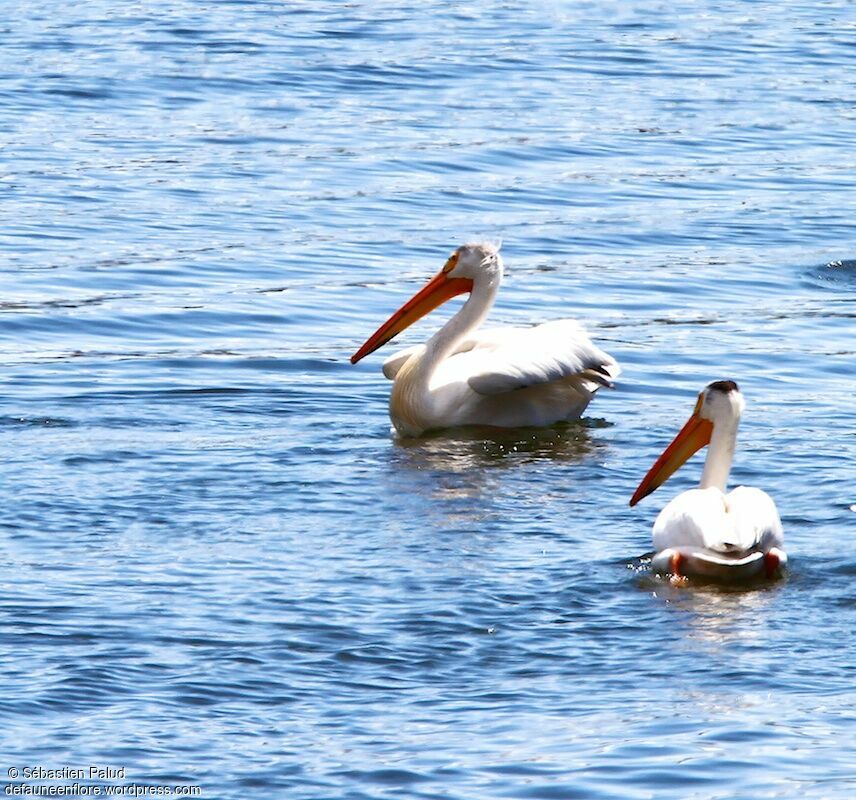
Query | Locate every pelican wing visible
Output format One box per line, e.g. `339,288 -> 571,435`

726,486 -> 784,552
464,320 -> 619,396
653,486 -> 782,555
652,488 -> 731,553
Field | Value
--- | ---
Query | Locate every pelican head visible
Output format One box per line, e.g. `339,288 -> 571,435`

350,242 -> 503,364
629,380 -> 744,506
699,379 -> 745,424
445,242 -> 503,282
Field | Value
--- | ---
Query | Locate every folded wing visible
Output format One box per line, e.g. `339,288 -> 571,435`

726,486 -> 784,552
653,486 -> 783,556
464,320 -> 620,396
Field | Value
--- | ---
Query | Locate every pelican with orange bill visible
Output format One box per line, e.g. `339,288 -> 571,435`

630,380 -> 786,583
351,242 -> 620,437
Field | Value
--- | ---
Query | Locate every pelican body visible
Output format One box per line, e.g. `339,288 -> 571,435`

350,243 -> 620,436
630,381 -> 786,582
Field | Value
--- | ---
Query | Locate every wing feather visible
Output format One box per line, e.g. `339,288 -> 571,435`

653,486 -> 783,555
726,486 -> 784,551
464,320 -> 619,396
653,489 -> 731,553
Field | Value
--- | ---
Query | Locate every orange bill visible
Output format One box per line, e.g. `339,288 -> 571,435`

629,399 -> 713,507
350,270 -> 473,364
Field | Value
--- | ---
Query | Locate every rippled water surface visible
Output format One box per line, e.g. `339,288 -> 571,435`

2,2 -> 855,798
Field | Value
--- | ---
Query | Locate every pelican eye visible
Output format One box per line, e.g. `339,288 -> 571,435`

442,252 -> 459,273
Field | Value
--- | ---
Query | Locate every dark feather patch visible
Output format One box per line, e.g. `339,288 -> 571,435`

707,379 -> 739,394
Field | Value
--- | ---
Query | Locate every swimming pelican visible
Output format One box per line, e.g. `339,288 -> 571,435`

630,380 -> 786,582
350,243 -> 620,436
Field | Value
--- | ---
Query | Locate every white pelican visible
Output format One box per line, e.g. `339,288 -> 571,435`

350,243 -> 620,436
630,380 -> 786,582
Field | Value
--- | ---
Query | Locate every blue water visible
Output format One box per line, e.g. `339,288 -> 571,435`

1,2 -> 854,798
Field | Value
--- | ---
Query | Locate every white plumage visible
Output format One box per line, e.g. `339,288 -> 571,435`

652,486 -> 782,555
352,243 -> 620,436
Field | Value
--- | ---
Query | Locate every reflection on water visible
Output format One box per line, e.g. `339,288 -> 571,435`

392,421 -> 600,473
650,579 -> 784,648
381,422 -> 604,526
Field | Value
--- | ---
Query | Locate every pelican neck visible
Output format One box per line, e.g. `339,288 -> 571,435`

699,415 -> 739,492
420,276 -> 500,369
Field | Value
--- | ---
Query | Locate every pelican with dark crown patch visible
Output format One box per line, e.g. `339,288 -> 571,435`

351,243 -> 620,436
630,380 -> 786,583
